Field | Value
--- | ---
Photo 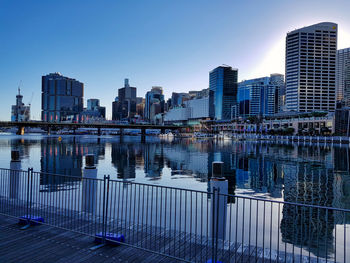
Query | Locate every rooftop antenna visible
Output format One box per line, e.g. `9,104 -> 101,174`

18,80 -> 22,95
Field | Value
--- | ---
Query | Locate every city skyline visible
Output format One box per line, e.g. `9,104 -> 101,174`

1,0 -> 350,120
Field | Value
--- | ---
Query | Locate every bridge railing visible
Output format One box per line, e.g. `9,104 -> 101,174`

0,168 -> 349,262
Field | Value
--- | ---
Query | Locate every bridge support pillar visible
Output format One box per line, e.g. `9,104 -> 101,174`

16,126 -> 25,135
47,127 -> 51,135
160,128 -> 166,134
141,128 -> 146,143
97,128 -> 101,136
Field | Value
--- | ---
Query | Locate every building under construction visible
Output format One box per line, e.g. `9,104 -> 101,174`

11,88 -> 30,122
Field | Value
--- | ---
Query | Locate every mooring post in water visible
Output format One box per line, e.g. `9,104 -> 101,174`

82,154 -> 97,214
210,161 -> 228,241
10,150 -> 21,199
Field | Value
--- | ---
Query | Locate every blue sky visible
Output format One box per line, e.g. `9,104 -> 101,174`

1,0 -> 350,120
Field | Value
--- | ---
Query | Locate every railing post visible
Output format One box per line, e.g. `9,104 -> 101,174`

104,175 -> 110,241
102,175 -> 107,244
211,187 -> 217,263
29,168 -> 33,219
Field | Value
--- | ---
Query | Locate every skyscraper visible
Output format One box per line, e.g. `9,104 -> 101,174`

336,48 -> 350,104
345,60 -> 350,106
41,73 -> 84,122
112,79 -> 137,120
237,76 -> 279,117
144,86 -> 165,122
285,22 -> 337,112
209,65 -> 238,120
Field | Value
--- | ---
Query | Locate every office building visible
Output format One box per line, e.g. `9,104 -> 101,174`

81,99 -> 106,122
145,86 -> 165,122
336,48 -> 350,103
209,65 -> 238,120
285,22 -> 337,112
238,76 -> 280,117
41,73 -> 84,122
11,88 -> 30,122
136,97 -> 145,118
270,73 -> 286,111
171,92 -> 190,108
112,79 -> 137,120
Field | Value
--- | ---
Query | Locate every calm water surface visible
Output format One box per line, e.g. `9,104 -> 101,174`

0,133 -> 350,208
1,134 -> 350,261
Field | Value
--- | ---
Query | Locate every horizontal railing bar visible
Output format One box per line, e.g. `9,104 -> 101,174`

2,167 -> 349,213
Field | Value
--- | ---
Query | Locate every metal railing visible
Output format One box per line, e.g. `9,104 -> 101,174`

0,168 -> 349,262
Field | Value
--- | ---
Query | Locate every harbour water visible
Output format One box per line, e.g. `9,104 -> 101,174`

0,133 -> 350,208
0,134 -> 350,261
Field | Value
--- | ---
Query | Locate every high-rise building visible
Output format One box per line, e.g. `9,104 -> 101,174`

11,88 -> 30,122
112,79 -> 137,120
270,73 -> 286,111
41,73 -> 84,122
285,22 -> 337,112
145,86 -> 165,122
345,60 -> 350,106
336,48 -> 350,104
136,97 -> 145,118
238,76 -> 279,117
81,99 -> 106,122
209,65 -> 238,120
171,92 -> 190,108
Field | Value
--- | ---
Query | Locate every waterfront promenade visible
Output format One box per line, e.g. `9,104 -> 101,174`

1,167 -> 346,262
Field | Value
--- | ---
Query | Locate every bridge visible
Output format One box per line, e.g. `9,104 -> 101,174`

0,121 -> 186,141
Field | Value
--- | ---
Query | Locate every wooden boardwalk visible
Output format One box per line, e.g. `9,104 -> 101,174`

0,197 -> 329,263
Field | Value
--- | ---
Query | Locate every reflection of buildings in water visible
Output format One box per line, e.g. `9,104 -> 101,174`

162,143 -> 209,181
143,143 -> 164,178
9,138 -> 39,159
40,138 -> 83,192
111,143 -> 136,179
281,162 -> 335,258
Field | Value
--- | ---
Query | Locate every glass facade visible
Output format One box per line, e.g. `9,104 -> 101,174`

237,76 -> 280,117
209,66 -> 238,120
41,73 -> 84,122
112,79 -> 137,120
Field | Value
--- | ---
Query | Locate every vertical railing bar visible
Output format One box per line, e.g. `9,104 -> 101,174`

102,175 -> 107,243
344,211 -> 346,263
277,203 -> 280,263
235,196 -> 239,262
163,188 -> 167,255
256,200 -> 259,262
194,191 -> 197,261
270,202 -> 273,263
325,208 -> 328,262
132,183 -> 137,244
180,188 -> 182,258
262,200 -> 266,263
211,188 -> 216,263
105,175 -> 110,241
184,190 -> 187,260
150,185 -> 154,250
174,189 -> 177,257
242,197 -> 245,261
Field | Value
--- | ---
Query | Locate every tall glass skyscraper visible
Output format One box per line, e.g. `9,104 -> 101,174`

112,79 -> 137,120
237,76 -> 280,117
41,73 -> 84,122
285,22 -> 337,112
209,65 -> 238,120
144,86 -> 164,122
336,48 -> 350,104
